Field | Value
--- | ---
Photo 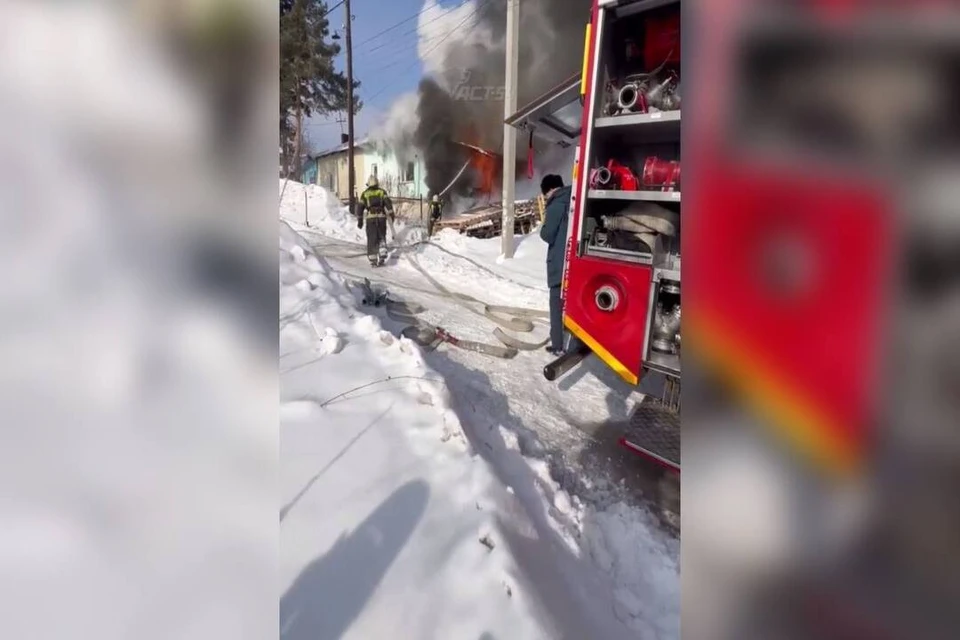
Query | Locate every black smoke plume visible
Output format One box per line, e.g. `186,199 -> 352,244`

414,0 -> 589,197
413,79 -> 459,197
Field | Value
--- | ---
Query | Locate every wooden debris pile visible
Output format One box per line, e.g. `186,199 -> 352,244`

433,200 -> 542,239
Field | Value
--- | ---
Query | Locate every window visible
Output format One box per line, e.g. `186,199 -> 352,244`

371,163 -> 378,178
402,161 -> 415,182
543,98 -> 583,138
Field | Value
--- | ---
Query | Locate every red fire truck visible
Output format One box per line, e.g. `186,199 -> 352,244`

515,0 -> 959,633
510,0 -> 896,480
511,0 -> 684,472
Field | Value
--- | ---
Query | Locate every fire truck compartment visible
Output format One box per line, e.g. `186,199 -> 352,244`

559,0 -> 683,390
563,255 -> 653,385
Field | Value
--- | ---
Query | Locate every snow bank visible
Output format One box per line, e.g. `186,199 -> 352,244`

280,179 -> 366,244
280,220 -> 566,639
582,504 -> 681,639
281,180 -> 428,249
446,378 -> 680,639
280,188 -> 680,639
427,227 -> 549,291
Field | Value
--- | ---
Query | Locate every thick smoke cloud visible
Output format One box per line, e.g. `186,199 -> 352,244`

414,78 -> 460,197
370,92 -> 419,161
411,0 -> 589,196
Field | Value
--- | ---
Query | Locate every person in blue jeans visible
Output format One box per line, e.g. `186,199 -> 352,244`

538,174 -> 572,356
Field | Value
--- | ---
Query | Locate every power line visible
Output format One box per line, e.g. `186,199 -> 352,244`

285,0 -> 346,17
363,0 -> 491,104
354,5 -> 427,47
321,0 -> 346,18
334,0 -> 472,71
352,19 -> 467,65
361,5 -> 468,53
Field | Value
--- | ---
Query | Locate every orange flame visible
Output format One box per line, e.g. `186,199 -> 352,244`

457,126 -> 500,196
472,151 -> 497,195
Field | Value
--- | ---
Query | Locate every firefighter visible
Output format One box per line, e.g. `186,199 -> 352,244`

539,174 -> 572,355
356,175 -> 394,267
427,193 -> 443,237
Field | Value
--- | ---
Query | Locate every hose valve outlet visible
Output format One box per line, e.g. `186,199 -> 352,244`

595,285 -> 620,312
618,83 -> 644,112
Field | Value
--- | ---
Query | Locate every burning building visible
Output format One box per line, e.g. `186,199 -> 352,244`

439,140 -> 526,204
377,0 -> 588,206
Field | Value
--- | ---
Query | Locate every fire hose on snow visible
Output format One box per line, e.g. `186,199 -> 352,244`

356,266 -> 550,359
404,254 -> 551,352
313,222 -> 552,359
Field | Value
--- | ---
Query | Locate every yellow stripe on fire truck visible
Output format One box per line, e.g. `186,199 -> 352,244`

686,312 -> 862,477
563,314 -> 639,386
580,23 -> 591,96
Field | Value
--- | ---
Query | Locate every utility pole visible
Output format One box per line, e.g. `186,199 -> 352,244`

345,0 -> 356,217
500,0 -> 520,259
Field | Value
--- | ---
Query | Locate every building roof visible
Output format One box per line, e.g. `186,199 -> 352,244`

312,136 -> 372,159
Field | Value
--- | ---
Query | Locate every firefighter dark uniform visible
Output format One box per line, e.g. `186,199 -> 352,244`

356,176 -> 394,267
427,195 -> 443,237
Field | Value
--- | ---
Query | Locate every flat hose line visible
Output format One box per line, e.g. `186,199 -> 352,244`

393,214 -> 550,348
401,254 -> 550,352
363,221 -> 550,356
309,223 -> 551,357
357,280 -> 525,359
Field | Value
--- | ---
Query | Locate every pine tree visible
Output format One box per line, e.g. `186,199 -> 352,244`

280,0 -> 361,178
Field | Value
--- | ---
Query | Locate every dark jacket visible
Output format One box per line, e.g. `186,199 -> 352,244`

539,185 -> 572,288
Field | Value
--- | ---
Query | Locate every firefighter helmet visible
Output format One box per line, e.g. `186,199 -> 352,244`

432,194 -> 440,203
367,175 -> 379,188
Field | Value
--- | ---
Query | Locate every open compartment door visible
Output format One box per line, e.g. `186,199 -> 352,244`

505,74 -> 583,147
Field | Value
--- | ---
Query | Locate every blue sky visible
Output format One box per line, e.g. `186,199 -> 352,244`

307,0 -> 452,153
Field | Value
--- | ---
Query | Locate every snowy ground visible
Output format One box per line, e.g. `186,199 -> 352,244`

279,181 -> 679,639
